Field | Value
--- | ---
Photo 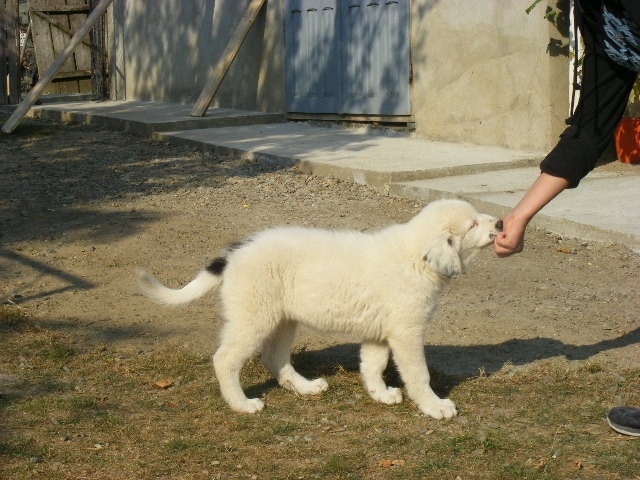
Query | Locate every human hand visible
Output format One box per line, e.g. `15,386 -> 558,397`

493,173 -> 569,257
494,215 -> 526,257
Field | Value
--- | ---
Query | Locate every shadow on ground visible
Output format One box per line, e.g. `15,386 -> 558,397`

246,327 -> 640,399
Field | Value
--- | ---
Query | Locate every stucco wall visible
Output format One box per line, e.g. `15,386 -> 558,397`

411,1 -> 570,151
110,0 -> 569,151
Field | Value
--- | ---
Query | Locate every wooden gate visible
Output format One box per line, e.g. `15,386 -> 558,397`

1,0 -> 20,104
28,0 -> 102,94
284,0 -> 411,120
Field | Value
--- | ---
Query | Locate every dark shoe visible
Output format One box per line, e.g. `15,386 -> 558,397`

606,407 -> 640,436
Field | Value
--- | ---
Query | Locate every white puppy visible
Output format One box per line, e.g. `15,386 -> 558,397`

136,199 -> 501,419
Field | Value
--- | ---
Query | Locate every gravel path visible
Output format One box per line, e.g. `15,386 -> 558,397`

1,115 -> 639,380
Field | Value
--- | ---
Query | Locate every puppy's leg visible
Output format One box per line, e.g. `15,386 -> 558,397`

360,341 -> 402,405
213,322 -> 268,414
262,322 -> 328,395
387,334 -> 457,420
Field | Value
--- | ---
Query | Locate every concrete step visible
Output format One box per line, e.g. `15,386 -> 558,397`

30,100 -> 284,136
151,122 -> 545,189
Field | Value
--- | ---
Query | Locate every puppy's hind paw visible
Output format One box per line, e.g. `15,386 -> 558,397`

281,377 -> 329,396
306,377 -> 329,394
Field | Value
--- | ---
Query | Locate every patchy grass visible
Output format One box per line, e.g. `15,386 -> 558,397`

1,305 -> 638,480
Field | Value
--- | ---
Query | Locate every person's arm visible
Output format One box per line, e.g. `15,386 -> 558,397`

494,173 -> 569,257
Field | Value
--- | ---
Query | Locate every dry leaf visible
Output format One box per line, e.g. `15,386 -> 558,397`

556,248 -> 572,254
379,460 -> 393,468
534,458 -> 548,469
570,460 -> 583,470
155,379 -> 173,389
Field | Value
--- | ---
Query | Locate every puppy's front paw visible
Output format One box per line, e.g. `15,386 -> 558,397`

419,398 -> 457,420
369,386 -> 403,405
308,377 -> 329,394
234,398 -> 265,414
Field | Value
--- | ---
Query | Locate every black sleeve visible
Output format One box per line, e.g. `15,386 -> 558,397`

540,2 -> 637,188
618,0 -> 640,25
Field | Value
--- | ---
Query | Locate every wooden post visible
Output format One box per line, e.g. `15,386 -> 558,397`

190,0 -> 266,117
1,0 -> 20,105
1,0 -> 114,133
0,0 -> 7,104
90,0 -> 107,100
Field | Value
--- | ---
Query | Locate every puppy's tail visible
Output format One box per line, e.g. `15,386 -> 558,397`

135,262 -> 223,306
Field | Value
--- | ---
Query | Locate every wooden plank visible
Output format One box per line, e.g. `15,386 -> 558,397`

48,4 -> 77,93
49,69 -> 90,80
2,0 -> 114,133
30,10 -> 91,49
68,2 -> 92,93
90,0 -> 107,99
29,0 -> 89,13
29,0 -> 93,94
191,0 -> 266,117
29,3 -> 63,93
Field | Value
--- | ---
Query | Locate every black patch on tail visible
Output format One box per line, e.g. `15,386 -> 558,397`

207,257 -> 227,275
207,238 -> 252,276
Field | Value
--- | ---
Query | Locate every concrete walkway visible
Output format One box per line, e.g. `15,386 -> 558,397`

28,100 -> 640,251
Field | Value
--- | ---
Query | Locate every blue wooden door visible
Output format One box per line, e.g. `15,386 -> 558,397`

284,0 -> 341,113
284,0 -> 410,116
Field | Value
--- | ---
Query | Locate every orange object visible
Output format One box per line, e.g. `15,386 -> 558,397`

614,117 -> 640,164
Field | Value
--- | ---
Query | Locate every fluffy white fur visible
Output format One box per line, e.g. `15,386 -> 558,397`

135,199 -> 501,419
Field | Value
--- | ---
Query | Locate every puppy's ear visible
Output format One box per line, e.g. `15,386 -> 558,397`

423,233 -> 462,278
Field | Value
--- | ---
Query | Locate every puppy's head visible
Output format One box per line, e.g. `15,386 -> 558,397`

416,199 -> 502,279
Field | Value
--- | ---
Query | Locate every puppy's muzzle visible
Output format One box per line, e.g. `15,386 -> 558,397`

489,219 -> 503,240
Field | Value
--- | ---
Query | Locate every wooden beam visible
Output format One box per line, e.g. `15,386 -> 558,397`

28,0 -> 90,14
49,69 -> 92,81
30,10 -> 92,49
1,0 -> 20,105
191,0 -> 266,117
1,0 -> 114,133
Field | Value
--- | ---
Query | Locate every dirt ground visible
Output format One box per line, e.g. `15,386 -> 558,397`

1,115 -> 639,383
